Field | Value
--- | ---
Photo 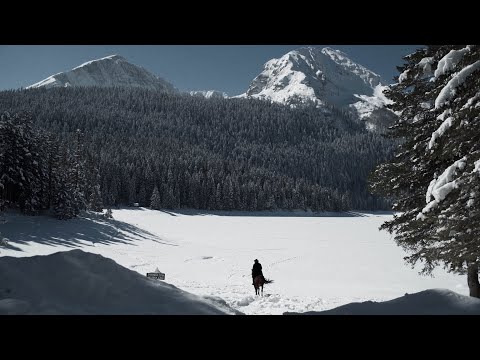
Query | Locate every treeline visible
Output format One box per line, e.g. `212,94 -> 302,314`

0,87 -> 395,213
0,112 -> 102,219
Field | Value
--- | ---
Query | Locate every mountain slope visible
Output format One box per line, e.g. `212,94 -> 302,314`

190,90 -> 229,99
0,87 -> 394,211
27,55 -> 176,92
241,47 -> 395,130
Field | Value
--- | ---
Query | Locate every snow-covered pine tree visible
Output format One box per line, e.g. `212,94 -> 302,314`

71,129 -> 87,214
53,147 -> 77,220
0,112 -> 43,214
369,45 -> 480,297
150,185 -> 161,210
138,183 -> 147,207
37,131 -> 60,211
84,152 -> 103,212
104,207 -> 113,219
87,166 -> 103,212
127,177 -> 137,206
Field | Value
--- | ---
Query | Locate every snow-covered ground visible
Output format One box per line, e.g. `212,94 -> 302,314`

285,289 -> 480,315
0,249 -> 241,315
0,208 -> 468,315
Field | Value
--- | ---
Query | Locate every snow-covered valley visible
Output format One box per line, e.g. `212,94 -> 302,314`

0,208 -> 469,315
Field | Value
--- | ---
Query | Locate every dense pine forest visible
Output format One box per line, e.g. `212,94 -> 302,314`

0,87 -> 395,218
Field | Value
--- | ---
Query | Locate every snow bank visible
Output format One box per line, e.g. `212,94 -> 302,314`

284,289 -> 480,315
0,249 -> 241,315
435,61 -> 480,109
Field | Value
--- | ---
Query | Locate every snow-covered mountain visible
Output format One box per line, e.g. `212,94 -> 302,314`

27,55 -> 177,92
190,90 -> 229,99
240,47 -> 395,130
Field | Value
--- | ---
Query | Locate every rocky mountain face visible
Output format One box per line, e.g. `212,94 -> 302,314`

239,46 -> 396,131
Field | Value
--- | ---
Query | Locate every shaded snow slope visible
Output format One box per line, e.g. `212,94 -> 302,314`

0,249 -> 241,315
284,289 -> 480,315
27,55 -> 176,92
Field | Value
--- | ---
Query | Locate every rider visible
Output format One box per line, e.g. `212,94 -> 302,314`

252,259 -> 263,285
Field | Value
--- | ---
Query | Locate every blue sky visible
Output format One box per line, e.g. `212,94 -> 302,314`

0,45 -> 421,96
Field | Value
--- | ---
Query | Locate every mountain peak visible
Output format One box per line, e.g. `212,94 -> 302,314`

27,55 -> 176,92
321,46 -> 348,57
105,54 -> 124,60
243,46 -> 393,131
246,46 -> 384,108
72,54 -> 127,70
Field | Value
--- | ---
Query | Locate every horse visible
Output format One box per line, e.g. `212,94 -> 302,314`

253,275 -> 274,296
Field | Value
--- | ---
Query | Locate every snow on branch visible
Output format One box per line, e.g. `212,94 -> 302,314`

420,157 -> 467,216
398,69 -> 410,84
474,159 -> 480,173
434,47 -> 470,79
428,116 -> 454,150
418,57 -> 434,76
461,92 -> 480,110
435,61 -> 480,109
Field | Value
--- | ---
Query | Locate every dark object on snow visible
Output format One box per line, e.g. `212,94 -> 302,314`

253,275 -> 274,296
251,259 -> 273,295
147,272 -> 165,280
104,208 -> 113,219
252,259 -> 263,285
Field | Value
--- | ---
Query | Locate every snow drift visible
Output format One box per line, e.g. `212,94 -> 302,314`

0,249 -> 241,315
284,289 -> 480,315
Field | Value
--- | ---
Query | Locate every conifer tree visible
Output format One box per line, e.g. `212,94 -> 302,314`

370,45 -> 480,297
150,185 -> 161,210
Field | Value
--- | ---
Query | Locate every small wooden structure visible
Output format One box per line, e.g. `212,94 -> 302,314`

146,268 -> 165,280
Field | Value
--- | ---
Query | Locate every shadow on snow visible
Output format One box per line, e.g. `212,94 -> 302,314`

154,208 -> 394,218
1,211 -> 177,252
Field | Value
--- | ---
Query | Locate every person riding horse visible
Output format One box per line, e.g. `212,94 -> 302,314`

252,259 -> 263,285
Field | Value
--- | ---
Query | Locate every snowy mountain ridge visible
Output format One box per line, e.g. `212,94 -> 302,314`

27,54 -> 177,92
239,46 -> 395,130
190,90 -> 229,99
25,49 -> 395,130
241,47 -> 383,106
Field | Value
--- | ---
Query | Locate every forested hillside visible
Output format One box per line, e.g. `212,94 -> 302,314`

0,87 -> 395,213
